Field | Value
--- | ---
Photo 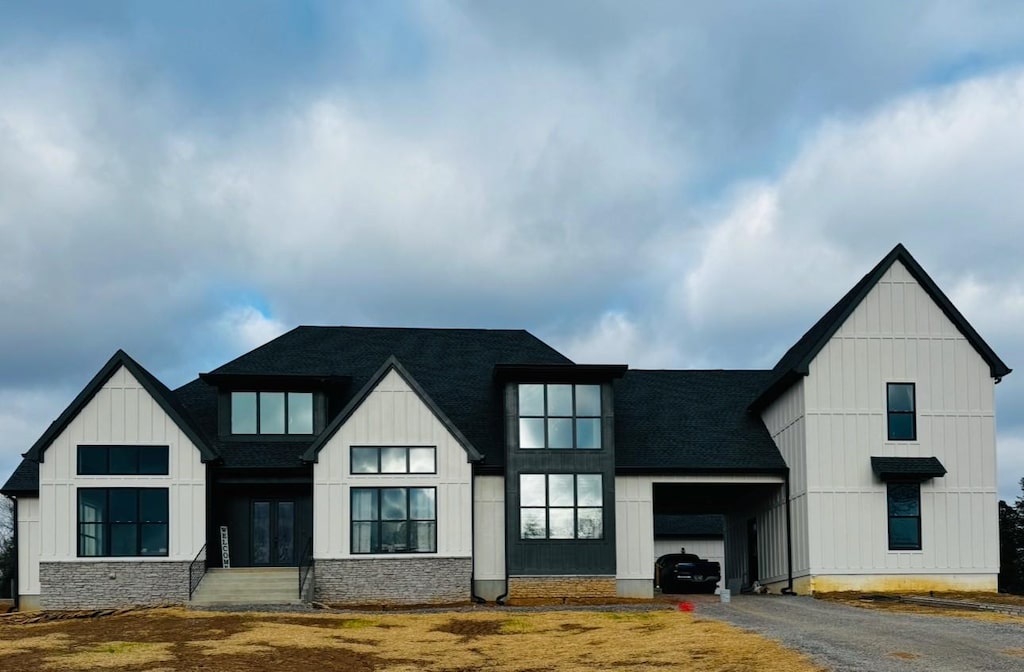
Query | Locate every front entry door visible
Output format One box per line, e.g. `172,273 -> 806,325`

252,500 -> 296,566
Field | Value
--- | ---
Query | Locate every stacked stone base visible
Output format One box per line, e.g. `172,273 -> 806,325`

509,575 -> 616,600
314,557 -> 472,605
39,561 -> 190,610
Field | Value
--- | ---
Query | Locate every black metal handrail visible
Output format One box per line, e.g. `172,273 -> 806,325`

188,543 -> 207,600
298,537 -> 314,600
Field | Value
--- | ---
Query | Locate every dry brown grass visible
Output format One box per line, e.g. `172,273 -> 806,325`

0,607 -> 826,672
818,592 -> 1024,624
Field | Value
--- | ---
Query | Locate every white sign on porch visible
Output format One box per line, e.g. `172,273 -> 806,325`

219,525 -> 231,569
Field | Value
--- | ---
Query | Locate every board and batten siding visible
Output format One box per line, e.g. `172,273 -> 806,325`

759,381 -> 810,584
473,476 -> 505,581
313,369 -> 473,559
802,259 -> 998,585
36,364 -> 206,562
16,497 -> 41,597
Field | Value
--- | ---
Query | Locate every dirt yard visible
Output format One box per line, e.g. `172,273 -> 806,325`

0,606 -> 825,671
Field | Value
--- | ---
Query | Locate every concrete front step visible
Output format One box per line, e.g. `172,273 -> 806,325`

191,567 -> 303,606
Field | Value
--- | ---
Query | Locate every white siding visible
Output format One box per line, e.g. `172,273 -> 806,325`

37,364 -> 207,562
759,381 -> 810,582
803,260 -> 999,579
653,538 -> 724,571
16,497 -> 41,595
313,369 -> 474,559
472,476 -> 505,580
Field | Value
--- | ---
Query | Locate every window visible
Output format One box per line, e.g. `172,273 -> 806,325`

518,384 -> 601,449
77,445 -> 169,475
887,383 -> 916,441
231,392 -> 314,434
519,474 -> 603,540
350,447 -> 436,474
78,488 -> 169,557
887,482 -> 921,550
351,488 -> 436,554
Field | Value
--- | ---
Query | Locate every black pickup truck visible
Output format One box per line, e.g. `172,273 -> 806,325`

655,552 -> 721,594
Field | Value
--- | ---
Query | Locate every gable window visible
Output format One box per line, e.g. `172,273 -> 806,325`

351,447 -> 436,474
78,488 -> 169,557
231,392 -> 313,434
886,383 -> 916,441
519,474 -> 603,540
77,445 -> 169,475
351,487 -> 436,554
887,482 -> 921,550
518,384 -> 601,449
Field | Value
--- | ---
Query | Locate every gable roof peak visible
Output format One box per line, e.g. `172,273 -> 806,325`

750,243 -> 1011,412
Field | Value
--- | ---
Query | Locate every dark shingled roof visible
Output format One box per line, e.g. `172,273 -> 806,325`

751,244 -> 1012,412
614,370 -> 786,473
175,326 -> 572,470
871,456 -> 947,480
1,460 -> 39,496
654,514 -> 724,538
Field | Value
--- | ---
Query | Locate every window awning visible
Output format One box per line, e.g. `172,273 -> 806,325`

871,456 -> 947,481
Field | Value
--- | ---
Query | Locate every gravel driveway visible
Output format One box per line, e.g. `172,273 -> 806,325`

699,595 -> 1024,671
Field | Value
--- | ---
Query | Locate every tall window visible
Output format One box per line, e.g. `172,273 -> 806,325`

518,384 -> 601,449
351,487 -> 436,554
350,447 -> 436,474
78,488 -> 169,557
77,445 -> 169,475
887,482 -> 921,550
519,474 -> 603,540
231,392 -> 314,434
887,383 -> 916,441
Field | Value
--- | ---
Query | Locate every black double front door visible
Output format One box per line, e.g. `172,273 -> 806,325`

252,499 -> 295,566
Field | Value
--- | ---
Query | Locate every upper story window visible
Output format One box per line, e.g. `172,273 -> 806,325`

231,391 -> 313,435
887,383 -> 916,441
351,446 -> 436,474
77,445 -> 169,475
518,383 -> 601,449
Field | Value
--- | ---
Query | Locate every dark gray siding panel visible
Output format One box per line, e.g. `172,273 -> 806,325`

504,383 -> 617,575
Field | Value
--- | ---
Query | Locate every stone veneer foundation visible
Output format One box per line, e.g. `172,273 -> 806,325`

509,575 -> 617,600
314,557 -> 472,605
39,561 -> 190,610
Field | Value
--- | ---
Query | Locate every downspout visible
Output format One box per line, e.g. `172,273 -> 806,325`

8,495 -> 18,611
495,470 -> 510,605
781,470 -> 795,595
469,468 -> 485,604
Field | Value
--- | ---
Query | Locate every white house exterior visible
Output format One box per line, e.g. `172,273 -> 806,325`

1,244 -> 1011,610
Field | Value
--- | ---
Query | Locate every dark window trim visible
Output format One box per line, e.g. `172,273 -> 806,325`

76,445 -> 170,476
350,486 -> 437,555
886,382 -> 917,441
77,487 -> 170,558
517,383 -> 602,450
349,446 -> 438,475
230,391 -> 315,436
518,473 -> 604,541
886,481 -> 922,551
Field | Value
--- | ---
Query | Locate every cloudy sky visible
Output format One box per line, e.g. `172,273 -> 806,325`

1,1 -> 1022,500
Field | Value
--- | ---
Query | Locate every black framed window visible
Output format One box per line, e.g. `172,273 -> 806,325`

78,488 -> 169,557
887,383 -> 916,441
230,391 -> 314,435
519,474 -> 603,540
351,487 -> 436,554
887,482 -> 921,550
518,384 -> 601,449
350,447 -> 436,474
77,445 -> 169,475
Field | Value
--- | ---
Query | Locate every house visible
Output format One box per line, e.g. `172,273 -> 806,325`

1,244 -> 1011,609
